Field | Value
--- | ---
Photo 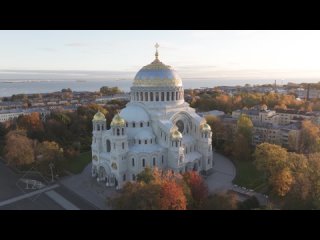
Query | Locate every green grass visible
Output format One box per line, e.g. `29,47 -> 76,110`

233,160 -> 267,190
64,151 -> 91,174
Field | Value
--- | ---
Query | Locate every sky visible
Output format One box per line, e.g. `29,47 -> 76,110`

0,30 -> 320,82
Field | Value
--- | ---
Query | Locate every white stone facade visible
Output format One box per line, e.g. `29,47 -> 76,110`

91,48 -> 213,188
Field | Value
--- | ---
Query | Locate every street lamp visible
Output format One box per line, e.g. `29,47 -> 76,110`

49,162 -> 54,183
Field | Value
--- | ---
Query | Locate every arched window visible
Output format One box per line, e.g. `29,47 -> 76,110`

132,174 -> 136,181
122,128 -> 124,135
133,122 -> 136,128
147,122 -> 150,127
190,146 -> 192,152
165,136 -> 166,141
136,92 -> 139,101
142,159 -> 145,167
153,157 -> 156,166
176,92 -> 178,100
171,92 -> 174,101
117,128 -> 120,136
140,92 -> 143,101
186,148 -> 188,154
150,92 -> 154,101
140,122 -> 143,127
123,174 -> 126,181
101,125 -> 104,130
155,92 -> 159,101
97,124 -> 100,131
176,142 -> 178,147
113,128 -> 115,135
151,139 -> 153,144
132,158 -> 135,167
126,122 -> 128,127
122,142 -> 125,149
139,140 -> 141,144
145,92 -> 148,101
106,140 -> 111,152
161,92 -> 164,101
145,140 -> 147,144
167,92 -> 170,101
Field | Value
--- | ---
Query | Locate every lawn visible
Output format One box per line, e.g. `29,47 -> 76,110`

233,160 -> 267,190
64,151 -> 91,174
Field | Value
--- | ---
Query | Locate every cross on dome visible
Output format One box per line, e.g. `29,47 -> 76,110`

155,43 -> 159,60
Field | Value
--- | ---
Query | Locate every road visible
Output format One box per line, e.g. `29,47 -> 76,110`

0,160 -> 96,210
60,163 -> 117,210
205,151 -> 236,193
205,152 -> 269,206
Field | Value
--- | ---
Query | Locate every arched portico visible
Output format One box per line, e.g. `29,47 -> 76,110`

97,164 -> 117,188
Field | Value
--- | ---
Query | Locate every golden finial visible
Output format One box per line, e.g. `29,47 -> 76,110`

155,43 -> 159,60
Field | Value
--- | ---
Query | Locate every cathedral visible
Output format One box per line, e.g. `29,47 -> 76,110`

91,45 -> 213,188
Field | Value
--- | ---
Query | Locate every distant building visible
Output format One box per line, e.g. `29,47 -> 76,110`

219,106 -> 315,151
0,108 -> 50,122
198,110 -> 225,118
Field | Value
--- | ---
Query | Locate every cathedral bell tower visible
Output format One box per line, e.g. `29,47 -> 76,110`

198,123 -> 213,174
92,111 -> 106,158
110,113 -> 128,188
168,127 -> 184,171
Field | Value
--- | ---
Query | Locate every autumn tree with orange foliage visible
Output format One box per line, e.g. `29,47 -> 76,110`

110,168 -> 202,210
183,171 -> 208,208
299,120 -> 320,154
4,130 -> 35,166
159,180 -> 187,210
17,112 -> 43,131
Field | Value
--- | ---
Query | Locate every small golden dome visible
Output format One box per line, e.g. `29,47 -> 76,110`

171,129 -> 183,141
93,111 -> 106,121
110,114 -> 126,127
201,123 -> 211,132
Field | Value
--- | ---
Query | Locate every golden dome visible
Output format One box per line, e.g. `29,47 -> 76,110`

133,44 -> 182,87
93,111 -> 106,121
200,123 -> 211,132
171,129 -> 183,141
110,114 -> 126,127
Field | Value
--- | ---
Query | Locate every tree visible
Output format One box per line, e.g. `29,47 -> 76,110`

254,143 -> 288,176
306,153 -> 320,209
159,180 -> 187,210
233,114 -> 253,161
238,196 -> 260,210
137,167 -> 154,184
254,143 -> 292,197
4,130 -> 35,166
109,182 -> 161,210
35,141 -> 63,163
202,192 -> 238,210
35,141 -> 64,176
100,86 -> 122,95
17,112 -> 43,131
0,123 -> 9,155
205,115 -> 225,150
183,171 -> 208,208
269,167 -> 294,197
299,120 -> 320,154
